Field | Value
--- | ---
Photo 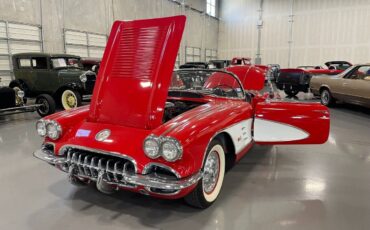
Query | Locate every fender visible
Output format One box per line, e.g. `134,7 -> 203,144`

151,100 -> 253,177
54,82 -> 84,97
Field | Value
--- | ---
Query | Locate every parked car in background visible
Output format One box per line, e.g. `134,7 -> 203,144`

81,58 -> 101,74
0,77 -> 54,116
179,62 -> 209,69
33,16 -> 330,209
310,64 -> 370,107
208,59 -> 231,69
10,53 -> 97,111
277,61 -> 352,97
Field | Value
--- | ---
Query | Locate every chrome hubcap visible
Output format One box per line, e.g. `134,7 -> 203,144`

203,151 -> 220,194
66,93 -> 76,107
321,91 -> 329,104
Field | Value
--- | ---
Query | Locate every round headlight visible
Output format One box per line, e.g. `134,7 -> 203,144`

17,90 -> 25,98
46,120 -> 62,140
36,120 -> 46,137
143,137 -> 160,159
161,139 -> 182,162
80,74 -> 87,83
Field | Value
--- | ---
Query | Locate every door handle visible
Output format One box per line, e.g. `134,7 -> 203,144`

343,83 -> 348,86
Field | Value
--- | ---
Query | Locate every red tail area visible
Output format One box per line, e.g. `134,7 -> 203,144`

88,16 -> 186,129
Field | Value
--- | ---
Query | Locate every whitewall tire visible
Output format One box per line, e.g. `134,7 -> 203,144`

61,89 -> 82,110
185,139 -> 226,209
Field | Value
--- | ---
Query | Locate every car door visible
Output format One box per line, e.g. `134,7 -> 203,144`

32,56 -> 58,94
15,57 -> 34,92
253,101 -> 330,145
341,65 -> 370,106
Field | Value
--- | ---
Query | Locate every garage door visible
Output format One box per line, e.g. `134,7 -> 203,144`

185,46 -> 201,62
64,29 -> 107,58
0,21 -> 42,86
205,49 -> 217,62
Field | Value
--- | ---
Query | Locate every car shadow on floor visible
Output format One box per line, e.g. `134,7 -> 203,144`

43,145 -> 274,228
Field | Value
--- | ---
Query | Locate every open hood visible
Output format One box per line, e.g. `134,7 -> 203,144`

88,16 -> 186,129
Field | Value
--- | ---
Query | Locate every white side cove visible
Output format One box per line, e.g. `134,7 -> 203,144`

224,119 -> 253,154
254,118 -> 309,142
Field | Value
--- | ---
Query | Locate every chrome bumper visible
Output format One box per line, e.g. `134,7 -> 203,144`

33,148 -> 201,191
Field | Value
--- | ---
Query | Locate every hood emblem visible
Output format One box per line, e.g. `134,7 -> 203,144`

95,129 -> 111,142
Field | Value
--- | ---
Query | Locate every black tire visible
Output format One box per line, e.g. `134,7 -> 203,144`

184,139 -> 226,209
60,89 -> 82,110
284,88 -> 299,97
35,94 -> 56,117
320,88 -> 335,107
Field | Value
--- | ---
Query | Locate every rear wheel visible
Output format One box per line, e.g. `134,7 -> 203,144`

61,89 -> 82,110
320,88 -> 335,107
184,139 -> 225,209
35,94 -> 56,117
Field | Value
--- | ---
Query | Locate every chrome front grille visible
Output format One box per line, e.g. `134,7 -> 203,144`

64,148 -> 136,187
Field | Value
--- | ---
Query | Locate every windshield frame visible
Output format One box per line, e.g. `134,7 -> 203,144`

172,69 -> 246,99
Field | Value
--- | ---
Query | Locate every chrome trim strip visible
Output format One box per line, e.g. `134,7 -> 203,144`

142,162 -> 181,179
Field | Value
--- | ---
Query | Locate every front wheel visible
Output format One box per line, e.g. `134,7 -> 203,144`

184,139 -> 225,209
35,94 -> 56,117
61,89 -> 82,110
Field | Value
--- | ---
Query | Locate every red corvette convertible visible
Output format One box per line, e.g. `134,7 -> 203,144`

33,16 -> 330,209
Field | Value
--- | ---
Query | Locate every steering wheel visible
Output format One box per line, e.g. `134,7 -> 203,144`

213,84 -> 238,97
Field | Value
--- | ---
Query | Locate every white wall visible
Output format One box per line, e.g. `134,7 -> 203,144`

0,0 -> 219,64
218,0 -> 370,68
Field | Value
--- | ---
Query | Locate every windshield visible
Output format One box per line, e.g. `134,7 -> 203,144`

170,70 -> 244,98
329,63 -> 351,70
51,57 -> 82,69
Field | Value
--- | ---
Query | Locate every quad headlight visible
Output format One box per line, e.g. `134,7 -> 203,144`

143,136 -> 182,162
143,136 -> 160,159
36,120 -> 47,137
36,119 -> 62,140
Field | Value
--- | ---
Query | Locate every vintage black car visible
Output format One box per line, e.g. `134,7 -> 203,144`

0,77 -> 54,116
10,53 -> 96,111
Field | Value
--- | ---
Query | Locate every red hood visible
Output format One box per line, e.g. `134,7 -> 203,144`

88,16 -> 186,130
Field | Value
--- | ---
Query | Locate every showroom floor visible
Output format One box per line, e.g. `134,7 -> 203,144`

0,94 -> 369,230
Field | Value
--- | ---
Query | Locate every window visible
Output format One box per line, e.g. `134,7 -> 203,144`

18,58 -> 31,68
207,0 -> 216,17
205,49 -> 217,62
345,66 -> 370,80
31,57 -> 48,69
185,47 -> 201,62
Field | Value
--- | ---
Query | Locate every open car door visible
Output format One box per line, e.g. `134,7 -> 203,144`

253,101 -> 330,145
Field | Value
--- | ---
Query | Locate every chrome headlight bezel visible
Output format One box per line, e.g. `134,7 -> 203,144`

161,138 -> 183,162
45,120 -> 62,140
143,135 -> 161,159
143,135 -> 183,162
36,119 -> 47,137
79,73 -> 87,83
17,90 -> 25,98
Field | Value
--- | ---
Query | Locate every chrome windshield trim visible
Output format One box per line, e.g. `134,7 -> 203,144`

174,69 -> 246,99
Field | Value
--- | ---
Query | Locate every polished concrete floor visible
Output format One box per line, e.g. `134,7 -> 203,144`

0,95 -> 370,230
